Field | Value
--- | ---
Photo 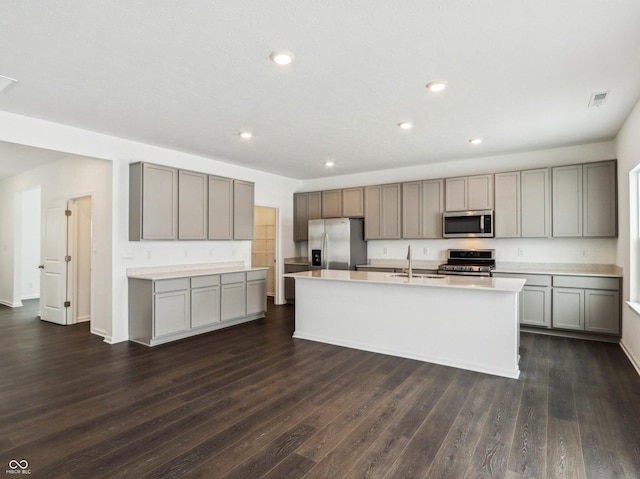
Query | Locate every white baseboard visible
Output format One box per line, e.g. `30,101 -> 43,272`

620,340 -> 640,377
20,294 -> 40,301
91,327 -> 107,338
76,315 -> 91,323
0,299 -> 23,308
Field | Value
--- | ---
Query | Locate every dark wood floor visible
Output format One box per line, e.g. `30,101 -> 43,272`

1,300 -> 640,478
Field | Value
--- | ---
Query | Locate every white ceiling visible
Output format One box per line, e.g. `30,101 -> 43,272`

0,142 -> 68,180
0,1 -> 639,180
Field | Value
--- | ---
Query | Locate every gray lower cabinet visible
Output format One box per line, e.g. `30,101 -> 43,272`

493,273 -> 551,328
221,273 -> 247,321
246,270 -> 267,315
154,281 -> 191,337
129,269 -> 266,346
552,275 -> 620,335
190,275 -> 221,328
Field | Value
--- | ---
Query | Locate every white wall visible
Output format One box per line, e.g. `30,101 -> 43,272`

615,95 -> 640,373
20,186 -> 41,301
0,111 -> 301,343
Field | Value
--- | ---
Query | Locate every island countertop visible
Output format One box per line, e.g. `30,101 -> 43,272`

285,269 -> 525,293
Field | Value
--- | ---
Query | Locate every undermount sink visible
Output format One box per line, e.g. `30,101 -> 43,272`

387,273 -> 447,279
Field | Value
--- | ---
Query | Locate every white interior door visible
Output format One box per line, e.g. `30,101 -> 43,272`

40,200 -> 69,325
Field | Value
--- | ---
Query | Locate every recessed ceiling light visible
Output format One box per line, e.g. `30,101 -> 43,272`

469,138 -> 483,145
324,160 -> 335,167
426,81 -> 447,92
270,51 -> 294,65
239,131 -> 253,139
0,74 -> 17,92
398,122 -> 413,130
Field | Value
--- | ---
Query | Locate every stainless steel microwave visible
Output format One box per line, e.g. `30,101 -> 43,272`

442,210 -> 494,238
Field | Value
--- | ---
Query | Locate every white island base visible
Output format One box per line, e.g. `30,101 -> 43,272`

290,271 -> 524,379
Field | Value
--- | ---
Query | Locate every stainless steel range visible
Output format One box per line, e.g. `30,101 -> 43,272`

437,249 -> 496,277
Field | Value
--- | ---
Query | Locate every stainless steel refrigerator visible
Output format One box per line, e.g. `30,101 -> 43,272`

308,218 -> 367,270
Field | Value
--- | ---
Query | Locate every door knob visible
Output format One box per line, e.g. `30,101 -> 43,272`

38,265 -> 44,269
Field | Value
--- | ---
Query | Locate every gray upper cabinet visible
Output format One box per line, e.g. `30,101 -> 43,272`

178,170 -> 208,240
552,164 -> 583,237
583,161 -> 617,237
365,184 -> 401,239
208,175 -> 234,240
402,179 -> 444,239
293,191 -> 322,241
322,189 -> 342,218
233,180 -> 255,240
445,174 -> 493,211
521,168 -> 550,237
342,187 -> 364,217
129,162 -> 178,240
494,171 -> 520,238
495,168 -> 550,238
553,161 -> 616,238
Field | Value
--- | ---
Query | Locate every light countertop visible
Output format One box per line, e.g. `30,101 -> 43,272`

284,257 -> 310,266
357,260 -> 622,277
285,269 -> 525,293
128,265 -> 268,281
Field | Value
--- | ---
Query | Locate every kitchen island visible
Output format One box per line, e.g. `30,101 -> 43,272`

285,270 -> 525,379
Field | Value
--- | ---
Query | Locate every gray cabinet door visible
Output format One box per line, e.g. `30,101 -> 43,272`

342,187 -> 364,217
468,174 -> 494,210
382,183 -> 402,239
293,193 -> 309,241
154,290 -> 190,336
521,286 -> 551,328
364,185 -> 382,240
402,181 -> 422,239
233,180 -> 255,240
552,164 -> 583,237
134,163 -> 178,240
521,168 -> 550,237
191,285 -> 221,327
585,290 -> 620,334
495,171 -> 520,238
178,170 -> 208,240
308,192 -> 322,220
247,280 -> 267,315
221,282 -> 246,321
322,190 -> 342,218
583,161 -> 617,237
445,177 -> 467,211
552,287 -> 584,330
208,175 -> 234,240
422,179 -> 444,238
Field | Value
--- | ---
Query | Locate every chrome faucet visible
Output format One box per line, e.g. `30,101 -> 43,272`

406,245 -> 413,278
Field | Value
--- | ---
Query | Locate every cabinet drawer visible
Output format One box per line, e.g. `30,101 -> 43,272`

494,273 -> 551,287
221,272 -> 246,284
247,269 -> 267,281
154,278 -> 190,293
553,275 -> 620,290
191,275 -> 220,288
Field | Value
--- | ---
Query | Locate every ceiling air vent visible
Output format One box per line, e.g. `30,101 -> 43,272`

588,91 -> 610,108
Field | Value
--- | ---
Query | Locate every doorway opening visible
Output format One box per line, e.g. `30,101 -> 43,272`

18,186 -> 42,305
252,206 -> 277,298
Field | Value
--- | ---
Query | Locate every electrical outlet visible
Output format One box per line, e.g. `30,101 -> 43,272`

517,248 -> 524,257
383,247 -> 388,255
423,247 -> 429,255
582,249 -> 588,257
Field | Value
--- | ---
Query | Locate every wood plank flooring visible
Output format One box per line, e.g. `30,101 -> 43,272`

1,299 -> 639,478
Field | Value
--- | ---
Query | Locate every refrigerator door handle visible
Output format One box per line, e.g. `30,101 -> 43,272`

322,232 -> 328,269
